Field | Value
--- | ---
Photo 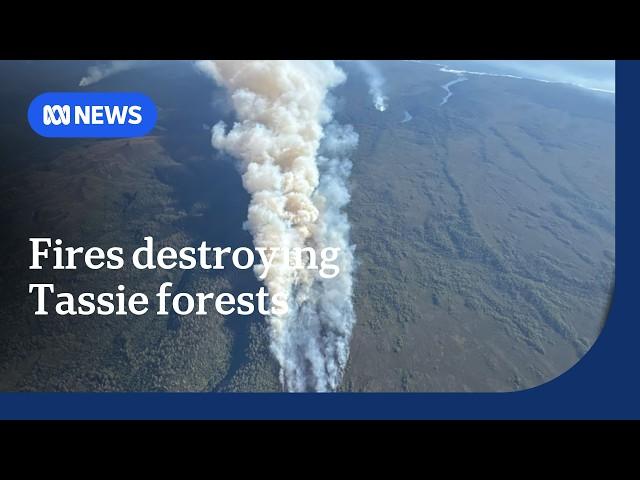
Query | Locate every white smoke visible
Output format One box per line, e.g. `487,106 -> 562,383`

79,60 -> 144,86
283,122 -> 358,391
358,60 -> 388,112
197,60 -> 358,392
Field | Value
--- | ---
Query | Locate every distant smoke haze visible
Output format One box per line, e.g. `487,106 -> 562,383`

437,60 -> 615,93
78,61 -> 142,87
78,60 -> 186,86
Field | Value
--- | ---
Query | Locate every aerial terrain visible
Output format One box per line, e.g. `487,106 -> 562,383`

0,60 -> 615,391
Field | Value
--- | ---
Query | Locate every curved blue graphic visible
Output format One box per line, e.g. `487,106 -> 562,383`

28,92 -> 157,138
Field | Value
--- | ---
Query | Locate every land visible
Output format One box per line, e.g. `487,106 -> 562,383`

338,61 -> 614,391
0,60 -> 615,392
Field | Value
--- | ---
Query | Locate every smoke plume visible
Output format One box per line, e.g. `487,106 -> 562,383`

79,60 -> 144,86
358,60 -> 388,112
197,60 -> 358,392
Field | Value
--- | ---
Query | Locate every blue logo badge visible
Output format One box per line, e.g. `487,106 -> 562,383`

28,92 -> 157,138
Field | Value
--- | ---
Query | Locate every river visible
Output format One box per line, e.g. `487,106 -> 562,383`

439,75 -> 468,106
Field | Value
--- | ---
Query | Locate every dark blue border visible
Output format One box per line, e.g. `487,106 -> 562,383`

0,61 -> 635,420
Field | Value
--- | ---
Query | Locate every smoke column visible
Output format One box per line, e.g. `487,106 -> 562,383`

358,60 -> 388,111
78,61 -> 142,87
196,60 -> 358,391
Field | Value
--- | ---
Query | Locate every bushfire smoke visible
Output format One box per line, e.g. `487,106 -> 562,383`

197,60 -> 358,392
78,61 -> 142,87
358,60 -> 388,112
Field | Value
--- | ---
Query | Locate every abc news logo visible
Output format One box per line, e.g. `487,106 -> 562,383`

29,92 -> 157,138
42,104 -> 143,126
